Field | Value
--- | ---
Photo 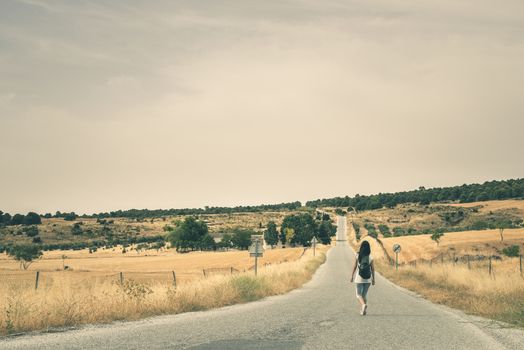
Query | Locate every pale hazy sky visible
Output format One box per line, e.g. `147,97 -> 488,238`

1,0 -> 524,214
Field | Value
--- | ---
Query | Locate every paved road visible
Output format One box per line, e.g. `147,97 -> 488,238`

1,216 -> 523,349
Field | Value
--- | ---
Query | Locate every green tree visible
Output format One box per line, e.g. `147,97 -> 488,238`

218,233 -> 233,250
280,213 -> 317,247
63,212 -> 78,221
231,228 -> 254,250
199,235 -> 216,251
166,216 -> 211,252
496,220 -> 512,242
11,214 -> 25,225
8,244 -> 43,270
71,222 -> 83,235
283,228 -> 294,245
23,212 -> 42,225
378,224 -> 391,237
23,225 -> 39,237
1,212 -> 12,225
151,241 -> 166,252
335,208 -> 346,216
317,220 -> 336,244
431,231 -> 444,246
264,221 -> 279,247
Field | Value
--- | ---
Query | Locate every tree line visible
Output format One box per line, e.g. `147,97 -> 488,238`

0,202 -> 302,223
0,211 -> 41,226
166,212 -> 337,253
306,178 -> 524,211
93,201 -> 301,219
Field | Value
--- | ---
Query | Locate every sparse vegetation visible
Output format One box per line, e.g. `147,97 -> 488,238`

378,224 -> 391,237
378,259 -> 524,327
7,244 -> 43,270
502,245 -> 520,257
431,231 -> 444,246
352,222 -> 361,240
0,247 -> 327,335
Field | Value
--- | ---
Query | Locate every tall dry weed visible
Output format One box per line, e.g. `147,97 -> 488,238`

378,258 -> 524,327
0,250 -> 326,335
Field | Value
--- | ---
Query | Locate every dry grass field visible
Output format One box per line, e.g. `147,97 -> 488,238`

378,259 -> 524,327
380,228 -> 524,263
346,199 -> 524,241
344,201 -> 524,327
0,246 -> 309,287
0,245 -> 329,335
446,199 -> 524,214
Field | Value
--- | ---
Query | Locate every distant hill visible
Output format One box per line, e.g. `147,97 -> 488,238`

306,178 -> 524,211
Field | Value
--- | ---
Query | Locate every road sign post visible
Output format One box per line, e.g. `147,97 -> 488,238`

249,236 -> 264,276
393,244 -> 401,270
254,240 -> 259,276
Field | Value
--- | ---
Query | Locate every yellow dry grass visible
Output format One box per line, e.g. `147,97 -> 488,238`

380,228 -> 524,263
378,259 -> 524,327
0,246 -> 328,335
346,213 -> 524,326
0,246 -> 308,286
446,199 -> 524,214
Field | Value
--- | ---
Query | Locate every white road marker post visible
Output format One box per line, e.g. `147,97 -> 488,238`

393,244 -> 401,271
312,237 -> 318,257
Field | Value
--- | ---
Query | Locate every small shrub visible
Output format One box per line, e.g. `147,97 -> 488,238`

502,245 -> 520,257
22,225 -> 39,237
115,279 -> 153,301
230,275 -> 267,302
378,224 -> 391,237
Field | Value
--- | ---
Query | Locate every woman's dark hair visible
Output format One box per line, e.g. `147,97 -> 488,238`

358,240 -> 371,263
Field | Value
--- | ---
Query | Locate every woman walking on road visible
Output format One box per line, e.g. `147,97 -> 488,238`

350,240 -> 375,315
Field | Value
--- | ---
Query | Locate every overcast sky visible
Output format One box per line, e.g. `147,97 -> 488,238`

1,0 -> 523,214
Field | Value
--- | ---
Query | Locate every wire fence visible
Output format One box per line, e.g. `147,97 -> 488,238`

0,255 -> 305,291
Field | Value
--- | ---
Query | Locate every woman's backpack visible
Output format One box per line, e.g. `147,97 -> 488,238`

358,255 -> 371,279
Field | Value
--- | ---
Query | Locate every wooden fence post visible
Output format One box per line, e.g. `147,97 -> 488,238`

467,255 -> 470,270
35,271 -> 40,290
231,267 -> 233,274
172,270 -> 177,288
203,269 -> 206,277
488,257 -> 492,276
120,272 -> 124,284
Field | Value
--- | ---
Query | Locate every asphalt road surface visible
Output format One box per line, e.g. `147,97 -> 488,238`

1,216 -> 523,349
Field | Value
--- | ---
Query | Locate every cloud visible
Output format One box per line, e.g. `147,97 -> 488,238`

1,0 -> 524,213
106,76 -> 141,90
0,93 -> 16,106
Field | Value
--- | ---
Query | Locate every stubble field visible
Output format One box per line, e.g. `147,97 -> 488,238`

0,244 -> 329,335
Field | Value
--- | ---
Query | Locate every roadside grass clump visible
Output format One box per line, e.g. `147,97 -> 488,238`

377,259 -> 524,327
230,275 -> 269,302
0,248 -> 327,335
